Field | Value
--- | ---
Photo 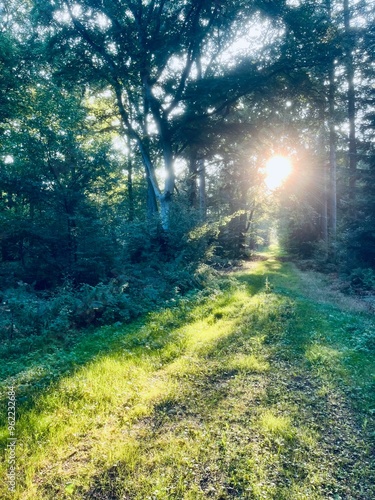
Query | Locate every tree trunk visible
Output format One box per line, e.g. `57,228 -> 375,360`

127,136 -> 134,221
146,175 -> 158,220
319,115 -> 329,247
143,78 -> 175,231
322,0 -> 338,254
160,194 -> 172,232
198,159 -> 206,220
328,61 -> 337,245
343,0 -> 357,198
157,141 -> 175,231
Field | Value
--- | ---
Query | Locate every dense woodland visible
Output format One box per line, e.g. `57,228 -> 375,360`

1,0 -> 375,335
2,2 -> 375,499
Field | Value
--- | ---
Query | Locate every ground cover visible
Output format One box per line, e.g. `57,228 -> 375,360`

1,249 -> 374,499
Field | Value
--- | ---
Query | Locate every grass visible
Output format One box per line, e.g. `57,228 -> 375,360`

1,248 -> 374,499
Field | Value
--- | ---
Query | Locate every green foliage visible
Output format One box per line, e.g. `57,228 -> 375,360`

1,0 -> 375,343
0,79 -> 123,288
0,247 -> 229,340
348,268 -> 375,293
279,202 -> 321,258
1,283 -> 48,337
1,252 -> 374,499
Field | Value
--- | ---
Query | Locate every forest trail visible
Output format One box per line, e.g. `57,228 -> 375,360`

1,251 -> 374,499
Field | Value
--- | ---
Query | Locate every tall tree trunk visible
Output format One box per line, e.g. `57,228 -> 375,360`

127,136 -> 134,221
198,159 -> 206,220
143,79 -> 175,231
328,61 -> 337,245
146,175 -> 158,220
325,0 -> 337,246
343,0 -> 357,198
114,85 -> 166,227
319,115 -> 329,247
159,157 -> 175,230
160,137 -> 175,231
160,194 -> 172,232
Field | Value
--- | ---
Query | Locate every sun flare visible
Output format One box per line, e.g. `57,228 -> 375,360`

264,156 -> 292,190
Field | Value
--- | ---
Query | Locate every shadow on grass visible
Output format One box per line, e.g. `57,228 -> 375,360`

2,255 -> 374,499
82,280 -> 375,500
0,275 -> 262,441
0,295 -> 202,422
0,254 -> 276,416
7,287 -> 268,498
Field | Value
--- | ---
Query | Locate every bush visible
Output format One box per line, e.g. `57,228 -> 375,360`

0,279 -> 136,338
1,283 -> 48,337
0,202 -> 242,340
0,259 -> 225,340
349,268 -> 375,293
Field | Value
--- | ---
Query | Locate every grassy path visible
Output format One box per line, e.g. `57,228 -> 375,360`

1,252 -> 374,499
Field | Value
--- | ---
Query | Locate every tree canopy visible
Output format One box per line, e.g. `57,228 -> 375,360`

1,0 -> 375,304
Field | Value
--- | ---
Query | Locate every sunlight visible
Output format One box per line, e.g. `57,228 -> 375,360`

264,156 -> 292,190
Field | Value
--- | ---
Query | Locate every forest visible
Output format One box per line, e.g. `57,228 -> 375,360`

1,0 -> 375,499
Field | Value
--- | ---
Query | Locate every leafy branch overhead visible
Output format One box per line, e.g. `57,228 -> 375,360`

31,0 -> 300,227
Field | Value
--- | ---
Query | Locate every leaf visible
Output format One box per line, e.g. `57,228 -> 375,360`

65,483 -> 75,495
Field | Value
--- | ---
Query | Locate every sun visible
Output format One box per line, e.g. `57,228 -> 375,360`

264,156 -> 292,190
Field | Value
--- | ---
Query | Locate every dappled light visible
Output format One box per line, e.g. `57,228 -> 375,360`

1,253 -> 374,498
1,1 -> 375,498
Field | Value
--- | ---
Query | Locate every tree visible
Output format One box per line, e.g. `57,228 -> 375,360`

0,75 -> 122,286
343,0 -> 357,197
33,0 -> 304,230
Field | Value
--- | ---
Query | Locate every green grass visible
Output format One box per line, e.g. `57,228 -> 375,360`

1,249 -> 374,499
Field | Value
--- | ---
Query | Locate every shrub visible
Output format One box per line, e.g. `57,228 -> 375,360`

1,283 -> 51,337
0,260 -> 227,340
349,268 -> 375,293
